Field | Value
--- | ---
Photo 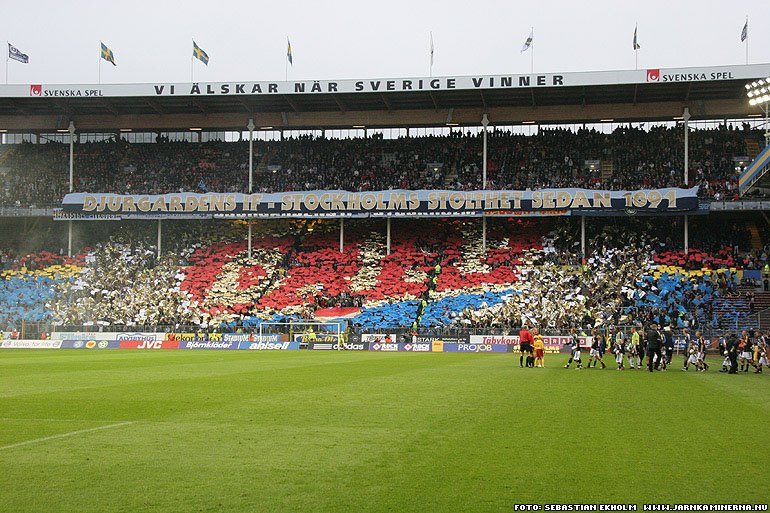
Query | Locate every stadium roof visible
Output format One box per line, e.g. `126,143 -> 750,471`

0,63 -> 768,131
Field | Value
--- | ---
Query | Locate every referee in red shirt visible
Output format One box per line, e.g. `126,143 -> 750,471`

519,324 -> 534,368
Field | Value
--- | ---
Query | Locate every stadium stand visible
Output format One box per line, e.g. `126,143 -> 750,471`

0,215 -> 763,336
1,63 -> 769,340
0,124 -> 763,208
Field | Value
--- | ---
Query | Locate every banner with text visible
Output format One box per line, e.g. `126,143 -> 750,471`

1,340 -> 62,349
469,334 -> 593,353
60,188 -> 699,220
238,341 -> 300,350
3,64 -> 768,99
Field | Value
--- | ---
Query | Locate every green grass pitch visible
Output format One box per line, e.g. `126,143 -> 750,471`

1,350 -> 768,512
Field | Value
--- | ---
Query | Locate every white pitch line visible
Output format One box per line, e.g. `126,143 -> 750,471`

0,421 -> 134,451
0,418 -> 128,423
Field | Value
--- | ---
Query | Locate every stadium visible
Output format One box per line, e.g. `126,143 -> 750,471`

2,6 -> 770,511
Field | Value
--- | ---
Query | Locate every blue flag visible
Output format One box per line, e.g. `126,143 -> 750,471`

193,41 -> 209,65
100,42 -> 116,66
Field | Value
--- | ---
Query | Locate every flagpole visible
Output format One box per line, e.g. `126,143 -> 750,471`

745,15 -> 749,65
98,42 -> 101,85
530,27 -> 534,74
5,41 -> 8,85
634,24 -> 638,70
430,31 -> 433,78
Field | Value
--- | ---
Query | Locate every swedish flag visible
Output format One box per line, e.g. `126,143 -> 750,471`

100,42 -> 116,66
193,41 -> 209,65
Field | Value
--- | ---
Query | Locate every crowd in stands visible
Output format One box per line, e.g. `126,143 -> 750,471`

0,215 -> 764,336
0,124 -> 762,207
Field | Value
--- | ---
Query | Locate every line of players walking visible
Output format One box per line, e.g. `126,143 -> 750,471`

517,324 -> 769,374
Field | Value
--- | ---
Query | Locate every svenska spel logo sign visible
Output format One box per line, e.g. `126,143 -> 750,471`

646,69 -> 660,82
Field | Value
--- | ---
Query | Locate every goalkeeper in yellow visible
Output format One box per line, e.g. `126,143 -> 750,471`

533,328 -> 545,368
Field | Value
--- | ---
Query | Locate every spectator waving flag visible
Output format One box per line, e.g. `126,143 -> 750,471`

100,42 -> 116,66
193,41 -> 209,65
287,38 -> 293,66
740,19 -> 748,42
8,43 -> 29,64
520,29 -> 533,53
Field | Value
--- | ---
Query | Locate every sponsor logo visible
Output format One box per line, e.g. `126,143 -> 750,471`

470,335 -> 518,345
223,333 -> 250,342
403,343 -> 431,352
442,343 -> 509,353
469,334 -> 586,353
432,341 -> 444,353
222,333 -> 282,343
61,339 -> 119,349
30,84 -> 42,96
240,341 -> 298,351
40,88 -> 104,97
309,342 -> 367,351
646,69 -> 660,82
660,71 -> 734,82
117,333 -> 156,343
415,335 -> 467,344
116,333 -> 180,350
361,333 -> 397,344
0,340 -> 62,349
342,342 -> 366,351
118,339 -> 179,349
370,342 -> 399,352
293,333 -> 342,343
174,332 -> 224,342
459,344 -> 494,352
181,340 -> 238,350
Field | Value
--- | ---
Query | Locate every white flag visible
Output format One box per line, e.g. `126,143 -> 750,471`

8,43 -> 29,64
521,30 -> 533,52
633,25 -> 640,50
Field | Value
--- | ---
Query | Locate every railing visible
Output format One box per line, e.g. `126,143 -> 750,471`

0,206 -> 56,217
742,306 -> 770,332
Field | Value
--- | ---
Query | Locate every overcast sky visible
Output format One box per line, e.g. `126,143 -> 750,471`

1,0 -> 768,85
